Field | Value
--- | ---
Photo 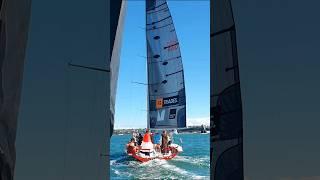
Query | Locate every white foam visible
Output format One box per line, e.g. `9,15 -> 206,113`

114,170 -> 120,175
111,155 -> 209,179
192,175 -> 210,180
173,156 -> 210,167
110,156 -> 127,165
161,162 -> 201,178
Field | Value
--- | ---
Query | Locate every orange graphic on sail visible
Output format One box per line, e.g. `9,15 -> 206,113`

156,98 -> 163,109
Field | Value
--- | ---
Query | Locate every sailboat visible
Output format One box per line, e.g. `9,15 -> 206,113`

211,0 -> 244,179
126,0 -> 185,162
201,124 -> 208,134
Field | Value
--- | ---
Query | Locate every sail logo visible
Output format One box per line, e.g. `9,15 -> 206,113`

156,96 -> 179,109
163,96 -> 179,106
156,98 -> 163,109
169,109 -> 176,119
157,110 -> 165,121
164,98 -> 177,105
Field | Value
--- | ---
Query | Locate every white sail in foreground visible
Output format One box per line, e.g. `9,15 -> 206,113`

211,0 -> 244,179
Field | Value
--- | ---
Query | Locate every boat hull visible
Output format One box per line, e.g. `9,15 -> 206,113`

127,144 -> 182,163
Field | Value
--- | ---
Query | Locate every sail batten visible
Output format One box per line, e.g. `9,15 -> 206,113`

146,0 -> 186,129
147,7 -> 169,14
146,23 -> 174,31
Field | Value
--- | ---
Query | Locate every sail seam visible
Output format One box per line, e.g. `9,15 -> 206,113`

166,70 -> 183,77
68,63 -> 110,73
149,90 -> 182,97
164,42 -> 179,49
213,82 -> 240,96
147,23 -> 173,31
147,7 -> 168,14
147,2 -> 166,12
211,25 -> 235,37
147,16 -> 171,25
148,56 -> 181,64
213,143 -> 242,178
225,65 -> 238,72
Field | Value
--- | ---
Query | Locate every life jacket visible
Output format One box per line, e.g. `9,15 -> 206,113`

127,145 -> 136,154
141,132 -> 153,152
143,133 -> 151,142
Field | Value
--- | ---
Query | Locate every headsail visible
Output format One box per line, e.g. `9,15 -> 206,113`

0,0 -> 32,178
146,0 -> 186,129
211,0 -> 244,179
110,0 -> 126,137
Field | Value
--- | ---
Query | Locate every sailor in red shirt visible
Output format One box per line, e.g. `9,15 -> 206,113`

140,129 -> 154,156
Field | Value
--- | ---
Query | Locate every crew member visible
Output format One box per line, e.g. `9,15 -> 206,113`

132,131 -> 137,145
127,138 -> 136,154
140,129 -> 154,156
137,133 -> 143,146
168,130 -> 174,145
161,130 -> 168,154
153,132 -> 162,152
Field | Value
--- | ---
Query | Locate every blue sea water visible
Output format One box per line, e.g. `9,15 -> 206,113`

110,133 -> 210,179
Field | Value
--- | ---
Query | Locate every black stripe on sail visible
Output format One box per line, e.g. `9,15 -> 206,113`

212,25 -> 235,37
166,70 -> 183,77
225,65 -> 238,72
148,56 -> 181,64
147,16 -> 171,25
147,7 -> 168,14
166,56 -> 181,61
132,81 -> 163,86
164,42 -> 179,49
68,63 -> 110,72
147,2 -> 167,12
167,56 -> 181,60
147,23 -> 173,31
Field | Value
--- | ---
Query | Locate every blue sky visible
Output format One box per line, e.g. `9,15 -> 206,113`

114,1 -> 210,129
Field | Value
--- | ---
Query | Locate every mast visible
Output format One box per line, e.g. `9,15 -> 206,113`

145,0 -> 150,129
146,0 -> 186,129
211,0 -> 244,179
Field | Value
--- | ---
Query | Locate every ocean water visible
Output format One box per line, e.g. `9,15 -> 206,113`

110,133 -> 210,179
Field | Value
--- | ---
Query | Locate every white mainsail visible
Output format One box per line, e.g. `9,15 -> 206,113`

146,0 -> 186,129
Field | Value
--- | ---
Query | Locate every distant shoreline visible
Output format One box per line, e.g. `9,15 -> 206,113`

113,125 -> 209,135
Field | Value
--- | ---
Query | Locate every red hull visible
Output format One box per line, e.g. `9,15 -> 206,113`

127,147 -> 179,163
131,152 -> 178,162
